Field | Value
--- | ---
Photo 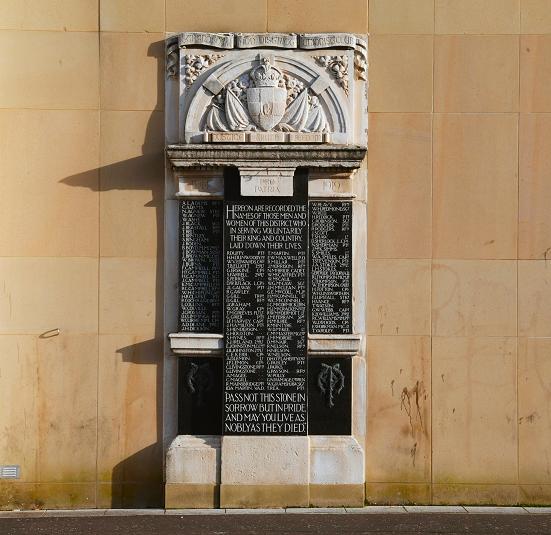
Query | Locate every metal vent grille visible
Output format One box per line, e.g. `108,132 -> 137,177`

0,465 -> 20,479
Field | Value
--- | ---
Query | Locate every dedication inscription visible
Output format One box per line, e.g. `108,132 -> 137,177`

179,200 -> 223,332
309,201 -> 353,334
224,170 -> 308,435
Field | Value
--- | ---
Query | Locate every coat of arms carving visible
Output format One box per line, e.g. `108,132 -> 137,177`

247,57 -> 287,130
205,56 -> 329,134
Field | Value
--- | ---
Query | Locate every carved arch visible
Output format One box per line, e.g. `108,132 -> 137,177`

183,52 -> 351,144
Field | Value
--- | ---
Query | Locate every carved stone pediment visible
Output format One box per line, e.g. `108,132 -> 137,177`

166,32 -> 367,147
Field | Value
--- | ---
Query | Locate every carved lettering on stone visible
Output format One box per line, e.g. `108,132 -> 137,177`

179,32 -> 234,49
299,33 -> 357,49
236,33 -> 297,49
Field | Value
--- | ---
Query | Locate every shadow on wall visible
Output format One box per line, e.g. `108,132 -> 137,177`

61,40 -> 166,508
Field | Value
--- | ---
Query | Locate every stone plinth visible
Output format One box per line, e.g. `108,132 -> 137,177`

220,436 -> 309,508
165,435 -> 221,508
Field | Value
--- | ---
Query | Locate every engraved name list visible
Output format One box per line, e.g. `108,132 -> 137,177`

223,173 -> 308,435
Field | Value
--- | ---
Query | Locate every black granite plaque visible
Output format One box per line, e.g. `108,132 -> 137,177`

179,200 -> 223,333
178,357 -> 223,435
308,357 -> 352,435
309,201 -> 353,334
223,168 -> 308,436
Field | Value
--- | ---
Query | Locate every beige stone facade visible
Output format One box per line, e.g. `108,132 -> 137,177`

1,0 -> 551,509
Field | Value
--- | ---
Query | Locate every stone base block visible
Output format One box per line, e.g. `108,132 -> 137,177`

432,484 -> 519,506
520,484 -> 551,506
220,484 -> 309,508
309,484 -> 364,507
365,483 -> 431,505
310,436 -> 364,485
221,436 -> 309,485
165,483 -> 219,509
166,435 -> 220,484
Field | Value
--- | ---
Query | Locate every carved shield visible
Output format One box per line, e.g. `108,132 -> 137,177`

246,86 -> 287,131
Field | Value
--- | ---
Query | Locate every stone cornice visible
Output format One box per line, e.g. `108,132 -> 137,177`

166,144 -> 367,170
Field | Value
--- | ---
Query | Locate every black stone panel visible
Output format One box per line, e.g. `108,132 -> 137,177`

179,200 -> 223,333
309,201 -> 353,335
223,168 -> 308,436
178,357 -> 223,435
308,357 -> 352,435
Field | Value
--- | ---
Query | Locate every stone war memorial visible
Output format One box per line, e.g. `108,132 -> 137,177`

4,1 -> 551,513
164,31 -> 368,508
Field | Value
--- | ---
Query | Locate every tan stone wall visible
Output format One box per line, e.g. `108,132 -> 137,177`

366,0 -> 551,506
0,0 -> 550,509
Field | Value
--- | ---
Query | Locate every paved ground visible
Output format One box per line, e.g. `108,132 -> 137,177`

1,507 -> 551,535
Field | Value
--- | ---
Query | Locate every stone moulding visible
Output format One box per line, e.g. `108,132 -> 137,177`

168,332 -> 362,358
308,334 -> 362,357
166,144 -> 366,192
166,144 -> 367,170
169,333 -> 224,356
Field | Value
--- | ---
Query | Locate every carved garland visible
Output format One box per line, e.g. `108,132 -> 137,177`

314,55 -> 349,95
183,54 -> 224,86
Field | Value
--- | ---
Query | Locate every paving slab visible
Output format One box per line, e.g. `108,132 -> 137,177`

41,509 -> 107,517
464,506 -> 528,514
286,507 -> 346,514
165,508 -> 226,515
405,505 -> 466,513
345,506 -> 406,513
103,509 -> 165,516
226,508 -> 286,514
0,510 -> 47,518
